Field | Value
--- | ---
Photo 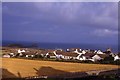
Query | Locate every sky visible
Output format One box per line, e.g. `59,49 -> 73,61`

2,2 -> 118,45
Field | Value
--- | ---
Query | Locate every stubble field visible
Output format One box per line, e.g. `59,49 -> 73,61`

1,58 -> 119,78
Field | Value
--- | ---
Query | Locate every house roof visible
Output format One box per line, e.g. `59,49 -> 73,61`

117,53 -> 120,57
68,48 -> 82,53
35,49 -> 53,55
97,54 -> 109,58
103,51 -> 111,54
82,53 -> 95,57
40,50 -> 48,54
23,52 -> 36,55
62,52 -> 79,57
46,49 -> 54,53
48,52 -> 56,56
56,50 -> 66,55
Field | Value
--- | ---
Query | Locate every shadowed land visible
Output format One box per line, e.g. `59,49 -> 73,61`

1,58 -> 119,79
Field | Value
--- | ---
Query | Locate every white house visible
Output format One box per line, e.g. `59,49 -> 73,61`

66,49 -> 70,52
80,53 -> 95,61
3,54 -> 10,58
46,50 -> 56,59
73,49 -> 79,53
92,55 -> 101,61
94,50 -> 97,53
55,48 -> 63,51
66,48 -> 80,52
73,49 -> 83,56
25,54 -> 34,58
92,54 -> 108,62
96,50 -> 104,54
82,50 -> 86,54
23,51 -> 36,58
54,50 -> 82,60
114,54 -> 120,61
25,54 -> 29,58
9,53 -> 15,57
39,50 -> 48,57
110,53 -> 116,57
18,49 -> 25,53
79,55 -> 88,61
92,55 -> 102,61
53,51 -> 63,59
61,52 -> 80,60
73,49 -> 86,56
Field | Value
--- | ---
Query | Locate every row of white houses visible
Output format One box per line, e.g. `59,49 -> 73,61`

2,48 -> 120,62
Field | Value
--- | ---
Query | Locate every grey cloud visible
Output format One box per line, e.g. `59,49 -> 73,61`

92,29 -> 118,37
3,2 -> 118,34
33,2 -> 118,30
3,2 -> 117,29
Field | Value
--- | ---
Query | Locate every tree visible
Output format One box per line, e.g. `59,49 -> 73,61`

46,55 -> 50,58
104,55 -> 114,61
102,55 -> 114,64
114,59 -> 120,65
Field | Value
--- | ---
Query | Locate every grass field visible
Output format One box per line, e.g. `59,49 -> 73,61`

1,58 -> 119,78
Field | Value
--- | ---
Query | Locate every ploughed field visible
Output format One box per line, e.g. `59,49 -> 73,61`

1,58 -> 119,78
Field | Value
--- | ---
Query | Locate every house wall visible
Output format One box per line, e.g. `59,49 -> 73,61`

73,57 -> 77,59
97,50 -> 104,54
114,56 -> 120,61
82,50 -> 86,54
62,56 -> 71,60
3,55 -> 10,58
56,55 -> 62,59
50,56 -> 56,58
76,55 -> 81,60
79,58 -> 84,61
92,55 -> 102,61
18,49 -> 25,53
26,55 -> 29,58
82,56 -> 86,60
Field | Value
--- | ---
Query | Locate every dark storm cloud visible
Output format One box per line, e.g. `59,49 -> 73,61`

2,2 -> 118,44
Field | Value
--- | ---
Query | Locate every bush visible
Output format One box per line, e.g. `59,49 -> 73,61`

114,60 -> 120,65
82,60 -> 94,63
103,55 -> 114,61
46,55 -> 50,58
34,55 -> 44,58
